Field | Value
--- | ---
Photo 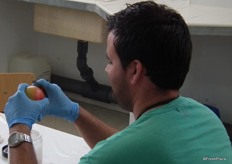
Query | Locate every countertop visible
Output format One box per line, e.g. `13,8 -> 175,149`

19,0 -> 232,35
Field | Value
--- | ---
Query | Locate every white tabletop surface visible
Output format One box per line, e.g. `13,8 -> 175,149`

0,113 -> 90,164
19,0 -> 232,35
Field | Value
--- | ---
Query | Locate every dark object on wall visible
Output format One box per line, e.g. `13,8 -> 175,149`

51,74 -> 116,104
76,40 -> 99,91
204,104 -> 220,118
204,104 -> 231,144
223,122 -> 232,143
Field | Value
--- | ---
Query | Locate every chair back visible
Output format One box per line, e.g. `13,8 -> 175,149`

0,73 -> 36,112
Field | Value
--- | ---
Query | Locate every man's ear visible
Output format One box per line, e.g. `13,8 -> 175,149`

129,60 -> 144,84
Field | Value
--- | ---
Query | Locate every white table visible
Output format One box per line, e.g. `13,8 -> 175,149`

0,113 -> 90,164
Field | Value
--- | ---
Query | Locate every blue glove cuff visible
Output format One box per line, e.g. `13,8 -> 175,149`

66,102 -> 80,122
8,118 -> 33,129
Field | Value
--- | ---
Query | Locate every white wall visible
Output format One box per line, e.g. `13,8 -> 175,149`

191,0 -> 232,8
36,33 -> 108,85
0,0 -> 38,72
181,35 -> 232,123
1,0 -> 232,124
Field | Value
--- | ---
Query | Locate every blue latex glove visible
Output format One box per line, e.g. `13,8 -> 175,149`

36,79 -> 79,122
4,83 -> 49,129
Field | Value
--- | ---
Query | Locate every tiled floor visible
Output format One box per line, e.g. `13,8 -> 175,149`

38,100 -> 129,137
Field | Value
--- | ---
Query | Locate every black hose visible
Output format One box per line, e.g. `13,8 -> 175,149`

76,40 -> 99,90
51,74 -> 116,103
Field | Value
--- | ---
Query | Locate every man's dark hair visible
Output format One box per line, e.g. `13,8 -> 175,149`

106,1 -> 192,90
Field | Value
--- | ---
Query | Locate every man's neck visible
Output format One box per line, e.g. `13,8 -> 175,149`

133,90 -> 179,119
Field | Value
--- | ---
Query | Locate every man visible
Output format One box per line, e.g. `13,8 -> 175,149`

4,1 -> 232,163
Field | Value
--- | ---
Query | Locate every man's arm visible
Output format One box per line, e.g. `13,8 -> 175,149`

74,107 -> 118,148
8,124 -> 38,164
4,83 -> 48,164
36,79 -> 118,148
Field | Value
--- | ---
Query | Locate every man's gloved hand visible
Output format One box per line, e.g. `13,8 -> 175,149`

4,83 -> 49,129
36,79 -> 79,122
